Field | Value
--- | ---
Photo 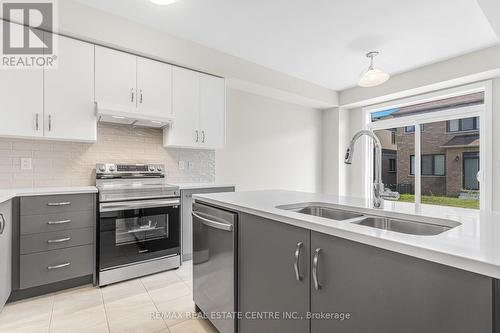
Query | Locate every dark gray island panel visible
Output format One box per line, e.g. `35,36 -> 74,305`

238,213 -> 311,333
234,211 -> 495,333
310,230 -> 493,333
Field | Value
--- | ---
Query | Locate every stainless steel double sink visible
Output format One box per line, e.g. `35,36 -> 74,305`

277,203 -> 461,236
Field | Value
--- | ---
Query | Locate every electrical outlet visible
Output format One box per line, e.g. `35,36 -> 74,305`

21,158 -> 32,170
178,160 -> 185,170
188,161 -> 194,169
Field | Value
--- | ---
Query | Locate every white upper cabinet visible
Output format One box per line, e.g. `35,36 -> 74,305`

95,46 -> 137,113
164,67 -> 200,147
0,65 -> 43,138
136,57 -> 172,117
95,46 -> 173,123
164,68 -> 226,149
0,32 -> 95,142
199,73 -> 226,149
44,34 -> 96,141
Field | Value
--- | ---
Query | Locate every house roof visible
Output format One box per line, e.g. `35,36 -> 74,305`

441,134 -> 480,149
372,92 -> 484,121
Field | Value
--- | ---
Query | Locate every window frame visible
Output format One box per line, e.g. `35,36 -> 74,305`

362,81 -> 492,211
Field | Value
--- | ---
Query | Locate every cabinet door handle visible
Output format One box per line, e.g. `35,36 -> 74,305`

294,242 -> 303,281
35,113 -> 39,131
201,130 -> 205,143
47,219 -> 71,225
48,114 -> 52,131
0,213 -> 5,235
140,89 -> 143,104
131,88 -> 135,103
195,130 -> 199,143
47,262 -> 71,270
47,237 -> 71,244
312,248 -> 322,290
47,202 -> 71,206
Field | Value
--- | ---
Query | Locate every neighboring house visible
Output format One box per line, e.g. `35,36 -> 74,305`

374,92 -> 482,198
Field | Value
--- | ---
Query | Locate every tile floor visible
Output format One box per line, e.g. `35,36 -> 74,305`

0,261 -> 218,333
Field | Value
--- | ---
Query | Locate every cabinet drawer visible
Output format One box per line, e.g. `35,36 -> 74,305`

21,194 -> 94,216
21,210 -> 94,235
20,245 -> 93,289
20,228 -> 94,254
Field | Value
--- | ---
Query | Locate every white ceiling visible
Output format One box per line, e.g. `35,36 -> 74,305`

76,0 -> 499,91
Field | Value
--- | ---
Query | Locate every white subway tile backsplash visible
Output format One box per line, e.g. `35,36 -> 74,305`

0,123 -> 215,188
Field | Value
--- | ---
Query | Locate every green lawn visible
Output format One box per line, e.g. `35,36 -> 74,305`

398,194 -> 479,210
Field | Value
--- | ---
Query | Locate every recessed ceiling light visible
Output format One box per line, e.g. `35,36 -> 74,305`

358,51 -> 390,88
149,0 -> 180,5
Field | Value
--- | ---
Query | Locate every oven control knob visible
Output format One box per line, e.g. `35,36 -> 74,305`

98,165 -> 106,172
156,165 -> 163,172
149,165 -> 155,172
108,165 -> 116,172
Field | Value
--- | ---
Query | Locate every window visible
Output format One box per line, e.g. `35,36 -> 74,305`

463,152 -> 479,190
410,155 -> 445,176
405,126 -> 415,133
447,117 -> 479,132
389,159 -> 396,172
367,86 -> 488,210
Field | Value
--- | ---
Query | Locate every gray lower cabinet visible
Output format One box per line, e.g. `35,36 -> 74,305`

20,245 -> 93,289
181,186 -> 234,261
0,200 -> 12,312
310,231 -> 493,333
16,194 -> 96,292
237,213 -> 495,333
238,213 -> 310,333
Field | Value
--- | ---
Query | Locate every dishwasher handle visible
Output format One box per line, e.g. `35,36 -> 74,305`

192,211 -> 233,232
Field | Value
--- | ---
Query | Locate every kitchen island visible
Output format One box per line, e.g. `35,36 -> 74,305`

193,190 -> 500,333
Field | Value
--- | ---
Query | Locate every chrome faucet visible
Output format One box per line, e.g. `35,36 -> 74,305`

344,130 -> 400,208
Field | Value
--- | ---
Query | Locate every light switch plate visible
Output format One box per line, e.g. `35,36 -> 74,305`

178,160 -> 185,170
21,158 -> 32,170
188,161 -> 194,169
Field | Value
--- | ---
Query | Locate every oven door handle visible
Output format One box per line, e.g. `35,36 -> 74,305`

192,212 -> 233,232
100,199 -> 180,212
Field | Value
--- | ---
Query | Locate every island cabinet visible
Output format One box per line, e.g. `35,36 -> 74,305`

238,213 -> 310,333
238,213 -> 495,333
310,231 -> 493,333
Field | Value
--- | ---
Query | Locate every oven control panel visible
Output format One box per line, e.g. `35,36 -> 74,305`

96,163 -> 164,174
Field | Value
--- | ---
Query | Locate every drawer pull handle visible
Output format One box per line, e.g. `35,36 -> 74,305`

47,262 -> 71,270
47,202 -> 71,206
47,219 -> 71,225
47,237 -> 71,244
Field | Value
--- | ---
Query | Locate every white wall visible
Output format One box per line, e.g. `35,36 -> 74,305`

216,89 -> 322,192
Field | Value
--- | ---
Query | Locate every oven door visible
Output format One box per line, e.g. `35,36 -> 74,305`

99,198 -> 180,270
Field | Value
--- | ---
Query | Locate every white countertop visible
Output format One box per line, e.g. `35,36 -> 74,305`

171,183 -> 235,190
0,186 -> 98,203
194,190 -> 500,279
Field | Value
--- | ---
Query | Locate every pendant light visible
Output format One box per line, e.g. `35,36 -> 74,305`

358,51 -> 390,88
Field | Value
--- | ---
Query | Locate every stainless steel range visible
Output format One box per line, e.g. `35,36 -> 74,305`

96,163 -> 181,286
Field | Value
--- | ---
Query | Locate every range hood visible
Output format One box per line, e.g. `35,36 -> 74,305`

95,103 -> 174,128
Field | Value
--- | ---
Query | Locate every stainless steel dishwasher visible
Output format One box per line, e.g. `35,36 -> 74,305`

192,202 -> 237,333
